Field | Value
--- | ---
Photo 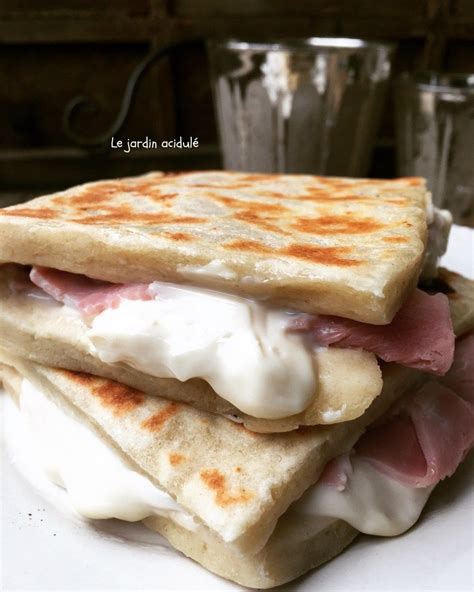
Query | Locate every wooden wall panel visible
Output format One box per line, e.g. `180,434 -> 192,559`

451,0 -> 474,17
0,0 -> 472,198
444,39 -> 474,70
170,0 -> 425,18
0,0 -> 151,17
0,44 -> 158,148
169,43 -> 217,143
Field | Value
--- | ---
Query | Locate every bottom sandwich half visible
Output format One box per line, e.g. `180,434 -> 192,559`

1,324 -> 473,588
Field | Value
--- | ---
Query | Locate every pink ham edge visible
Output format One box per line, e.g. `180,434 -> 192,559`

290,289 -> 455,375
354,414 -> 429,485
319,338 -> 474,490
400,382 -> 474,486
317,454 -> 353,492
441,332 -> 474,403
30,266 -> 154,316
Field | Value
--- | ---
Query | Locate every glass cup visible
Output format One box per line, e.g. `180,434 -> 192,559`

207,37 -> 394,176
395,72 -> 474,226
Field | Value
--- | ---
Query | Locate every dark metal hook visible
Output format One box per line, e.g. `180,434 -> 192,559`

62,38 -> 201,151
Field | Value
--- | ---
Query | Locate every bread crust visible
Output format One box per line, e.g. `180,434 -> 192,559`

0,171 -> 429,323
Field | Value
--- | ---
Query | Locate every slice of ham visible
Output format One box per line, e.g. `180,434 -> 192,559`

354,414 -> 428,484
319,337 -> 474,490
290,289 -> 455,375
30,266 -> 153,316
357,382 -> 473,487
441,332 -> 474,404
318,454 -> 353,492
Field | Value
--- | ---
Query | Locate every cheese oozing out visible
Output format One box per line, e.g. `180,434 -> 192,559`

422,201 -> 452,279
18,379 -> 197,530
88,282 -> 317,420
292,456 -> 433,536
14,379 -> 434,539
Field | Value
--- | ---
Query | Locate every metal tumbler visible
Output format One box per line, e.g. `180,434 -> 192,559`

395,73 -> 474,226
207,38 -> 394,175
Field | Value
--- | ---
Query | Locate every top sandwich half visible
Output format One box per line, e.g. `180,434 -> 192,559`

0,171 -> 457,431
0,170 -> 441,324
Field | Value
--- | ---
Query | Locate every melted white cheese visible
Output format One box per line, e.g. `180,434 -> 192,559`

13,380 -> 434,539
19,379 -> 197,530
422,201 -> 452,279
88,283 -> 317,419
177,259 -> 238,281
293,456 -> 433,536
320,405 -> 347,423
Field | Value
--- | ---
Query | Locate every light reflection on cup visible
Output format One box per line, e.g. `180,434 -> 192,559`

207,38 -> 394,176
395,72 -> 474,226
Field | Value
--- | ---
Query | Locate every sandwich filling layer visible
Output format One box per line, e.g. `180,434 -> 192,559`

5,265 -> 455,422
9,379 -> 430,537
88,285 -> 316,419
10,334 -> 473,540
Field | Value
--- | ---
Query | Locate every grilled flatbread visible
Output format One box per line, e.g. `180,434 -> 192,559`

1,357 -> 360,589
0,348 -> 424,557
0,171 -> 429,324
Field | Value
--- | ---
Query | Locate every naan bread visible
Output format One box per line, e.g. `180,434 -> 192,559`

143,513 -> 358,589
0,171 -> 429,323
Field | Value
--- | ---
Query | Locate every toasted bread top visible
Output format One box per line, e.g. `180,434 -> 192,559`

0,171 -> 429,323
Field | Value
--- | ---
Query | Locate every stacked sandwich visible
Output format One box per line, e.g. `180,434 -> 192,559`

0,171 -> 472,588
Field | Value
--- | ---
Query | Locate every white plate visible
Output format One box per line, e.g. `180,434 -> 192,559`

1,225 -> 473,592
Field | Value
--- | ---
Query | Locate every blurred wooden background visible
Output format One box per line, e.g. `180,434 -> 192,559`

0,0 -> 473,205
